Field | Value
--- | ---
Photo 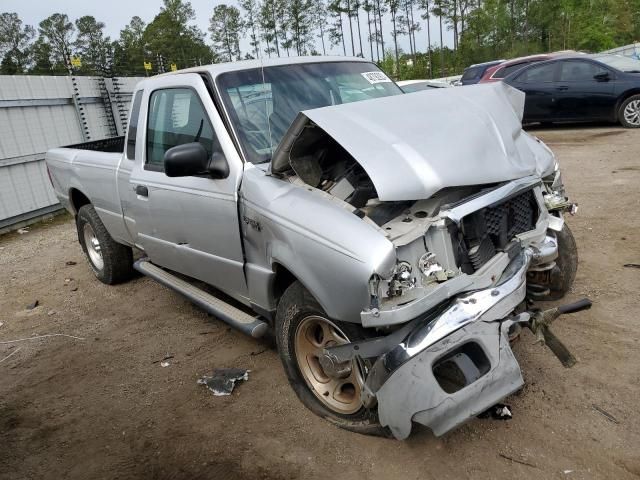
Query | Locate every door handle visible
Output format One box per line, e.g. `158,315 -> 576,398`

135,185 -> 148,197
556,85 -> 569,91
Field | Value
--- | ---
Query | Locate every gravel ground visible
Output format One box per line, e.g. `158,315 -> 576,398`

1,125 -> 639,480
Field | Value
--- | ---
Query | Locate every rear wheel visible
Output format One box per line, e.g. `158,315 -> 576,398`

76,204 -> 134,285
275,281 -> 388,436
618,95 -> 640,128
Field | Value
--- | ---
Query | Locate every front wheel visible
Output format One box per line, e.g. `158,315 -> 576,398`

275,281 -> 388,437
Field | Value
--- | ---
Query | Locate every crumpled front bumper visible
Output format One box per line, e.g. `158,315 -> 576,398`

365,249 -> 534,439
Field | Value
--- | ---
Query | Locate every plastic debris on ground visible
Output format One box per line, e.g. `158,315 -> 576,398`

198,368 -> 250,396
478,403 -> 512,420
17,228 -> 29,234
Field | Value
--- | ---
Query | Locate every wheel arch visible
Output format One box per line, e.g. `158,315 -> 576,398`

272,262 -> 298,307
69,188 -> 91,215
615,89 -> 640,112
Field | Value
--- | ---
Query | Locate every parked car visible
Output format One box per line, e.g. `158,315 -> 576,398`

396,79 -> 450,93
459,60 -> 504,85
504,54 -> 640,127
45,56 -> 583,440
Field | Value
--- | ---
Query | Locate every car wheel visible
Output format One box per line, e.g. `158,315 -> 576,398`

618,95 -> 640,128
76,204 -> 134,285
541,224 -> 578,301
275,281 -> 389,437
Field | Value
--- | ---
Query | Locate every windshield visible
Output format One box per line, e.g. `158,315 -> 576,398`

216,61 -> 403,164
593,54 -> 640,72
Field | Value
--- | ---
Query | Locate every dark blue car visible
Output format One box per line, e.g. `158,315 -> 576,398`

504,54 -> 640,128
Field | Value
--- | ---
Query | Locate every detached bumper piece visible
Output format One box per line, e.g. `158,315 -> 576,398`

376,320 -> 523,440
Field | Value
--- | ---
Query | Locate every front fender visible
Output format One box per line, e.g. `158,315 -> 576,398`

240,168 -> 395,323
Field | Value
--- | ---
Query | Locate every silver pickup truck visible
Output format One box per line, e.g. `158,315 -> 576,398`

45,56 -> 586,440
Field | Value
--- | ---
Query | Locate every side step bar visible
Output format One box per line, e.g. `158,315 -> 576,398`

134,259 -> 269,338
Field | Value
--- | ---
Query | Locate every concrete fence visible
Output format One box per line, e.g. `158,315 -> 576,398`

0,75 -> 144,232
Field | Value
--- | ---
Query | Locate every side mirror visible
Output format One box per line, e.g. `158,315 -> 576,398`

163,142 -> 229,179
208,151 -> 230,179
594,72 -> 610,82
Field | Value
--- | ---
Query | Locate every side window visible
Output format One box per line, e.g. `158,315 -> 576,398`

516,63 -> 557,84
126,90 -> 143,160
461,66 -> 480,81
495,61 -> 531,79
559,61 -> 608,82
145,88 -> 219,171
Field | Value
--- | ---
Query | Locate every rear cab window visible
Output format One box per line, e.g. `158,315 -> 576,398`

126,90 -> 143,160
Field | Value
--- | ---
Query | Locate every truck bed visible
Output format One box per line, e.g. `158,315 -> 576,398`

45,136 -> 133,246
65,136 -> 125,153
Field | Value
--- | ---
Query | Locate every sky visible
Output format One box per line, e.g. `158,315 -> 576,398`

1,0 -> 455,62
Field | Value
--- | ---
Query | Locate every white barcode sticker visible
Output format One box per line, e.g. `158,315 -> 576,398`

361,71 -> 392,84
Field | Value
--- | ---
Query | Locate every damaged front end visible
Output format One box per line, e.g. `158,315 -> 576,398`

269,82 -> 586,439
327,177 -> 583,439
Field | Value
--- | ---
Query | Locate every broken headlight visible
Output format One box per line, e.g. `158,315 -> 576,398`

419,252 -> 455,284
388,261 -> 415,296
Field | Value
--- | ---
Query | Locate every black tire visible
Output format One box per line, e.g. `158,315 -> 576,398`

275,281 -> 389,437
541,223 -> 578,301
76,204 -> 134,285
618,94 -> 640,128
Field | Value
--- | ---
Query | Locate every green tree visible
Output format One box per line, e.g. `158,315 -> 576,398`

418,0 -> 433,77
276,0 -> 293,56
385,0 -> 404,73
239,0 -> 261,58
259,0 -> 281,56
28,37 -> 64,74
311,0 -> 329,55
113,16 -> 146,75
74,16 -> 112,74
0,12 -> 35,72
38,13 -> 74,69
328,0 -> 347,55
209,4 -> 242,61
286,0 -> 315,55
362,0 -> 378,60
143,0 -> 212,71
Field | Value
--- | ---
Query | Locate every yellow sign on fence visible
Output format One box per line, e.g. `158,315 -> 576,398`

70,57 -> 82,68
170,64 -> 177,72
143,61 -> 152,71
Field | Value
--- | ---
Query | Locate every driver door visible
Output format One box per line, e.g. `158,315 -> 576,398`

129,73 -> 248,300
553,60 -> 616,121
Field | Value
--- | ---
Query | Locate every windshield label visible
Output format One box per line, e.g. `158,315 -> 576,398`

361,71 -> 392,84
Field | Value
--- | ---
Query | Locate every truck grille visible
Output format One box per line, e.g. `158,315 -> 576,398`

459,189 -> 538,272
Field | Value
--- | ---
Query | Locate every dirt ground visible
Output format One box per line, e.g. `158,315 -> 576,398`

1,125 -> 639,480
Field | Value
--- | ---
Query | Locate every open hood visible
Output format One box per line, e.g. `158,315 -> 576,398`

271,82 -> 555,201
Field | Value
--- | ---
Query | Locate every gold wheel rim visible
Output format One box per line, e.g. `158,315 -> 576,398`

294,315 -> 363,415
